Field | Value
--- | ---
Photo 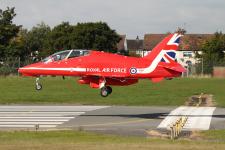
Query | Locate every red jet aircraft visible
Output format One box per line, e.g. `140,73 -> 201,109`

18,33 -> 186,97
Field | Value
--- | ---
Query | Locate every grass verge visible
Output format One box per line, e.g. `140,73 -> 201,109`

0,130 -> 225,150
0,76 -> 224,106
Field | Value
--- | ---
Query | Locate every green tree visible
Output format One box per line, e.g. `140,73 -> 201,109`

72,22 -> 121,52
0,7 -> 21,59
5,29 -> 26,58
49,22 -> 121,53
23,22 -> 51,58
200,32 -> 225,74
48,22 -> 73,52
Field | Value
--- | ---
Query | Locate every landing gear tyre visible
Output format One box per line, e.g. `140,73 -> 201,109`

106,86 -> 112,94
100,87 -> 109,97
35,84 -> 42,90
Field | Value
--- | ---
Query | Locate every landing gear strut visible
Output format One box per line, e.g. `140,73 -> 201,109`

35,77 -> 42,90
100,86 -> 112,97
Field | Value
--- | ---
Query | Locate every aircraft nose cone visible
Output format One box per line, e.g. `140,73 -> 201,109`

18,66 -> 34,76
18,67 -> 26,74
18,67 -> 22,73
18,62 -> 42,76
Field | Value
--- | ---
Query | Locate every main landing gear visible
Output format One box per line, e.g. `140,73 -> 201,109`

34,76 -> 112,97
100,86 -> 112,97
35,77 -> 42,90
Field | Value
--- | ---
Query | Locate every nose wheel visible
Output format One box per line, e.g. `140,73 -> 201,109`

100,86 -> 112,97
35,78 -> 42,91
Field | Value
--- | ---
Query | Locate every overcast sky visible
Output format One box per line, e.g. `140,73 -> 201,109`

1,0 -> 225,38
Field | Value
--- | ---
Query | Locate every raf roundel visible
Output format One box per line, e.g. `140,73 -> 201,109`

130,67 -> 137,74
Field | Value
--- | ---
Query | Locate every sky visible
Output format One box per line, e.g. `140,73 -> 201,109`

1,0 -> 225,38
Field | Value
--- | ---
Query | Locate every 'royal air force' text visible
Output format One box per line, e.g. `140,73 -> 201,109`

86,68 -> 127,73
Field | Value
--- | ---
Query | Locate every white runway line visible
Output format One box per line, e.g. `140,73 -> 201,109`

0,117 -> 74,119
0,119 -> 70,121
0,122 -> 64,125
0,112 -> 85,114
0,114 -> 79,117
0,112 -> 85,117
0,106 -> 110,129
0,125 -> 57,128
157,106 -> 216,130
0,106 -> 110,111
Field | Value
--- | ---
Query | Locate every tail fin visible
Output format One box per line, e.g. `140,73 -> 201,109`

144,33 -> 181,61
137,33 -> 183,74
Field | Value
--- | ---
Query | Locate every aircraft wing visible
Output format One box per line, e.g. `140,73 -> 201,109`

78,75 -> 138,88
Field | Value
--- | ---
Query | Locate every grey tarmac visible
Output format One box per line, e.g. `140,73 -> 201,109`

0,105 -> 224,136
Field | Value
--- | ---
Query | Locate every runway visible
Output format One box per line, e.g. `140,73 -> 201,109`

0,105 -> 224,136
0,106 -> 109,128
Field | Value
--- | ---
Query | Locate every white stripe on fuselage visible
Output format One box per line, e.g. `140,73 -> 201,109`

20,67 -> 86,72
137,50 -> 165,74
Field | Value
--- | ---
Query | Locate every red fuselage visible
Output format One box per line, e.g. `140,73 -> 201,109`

19,51 -> 182,79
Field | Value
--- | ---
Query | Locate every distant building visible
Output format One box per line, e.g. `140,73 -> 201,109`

116,35 -> 127,51
126,36 -> 144,56
116,33 -> 215,70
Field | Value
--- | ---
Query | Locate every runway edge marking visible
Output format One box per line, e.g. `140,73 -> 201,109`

0,106 -> 110,129
157,106 -> 216,131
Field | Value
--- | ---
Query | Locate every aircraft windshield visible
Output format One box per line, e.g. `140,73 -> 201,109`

42,50 -> 90,62
68,50 -> 90,58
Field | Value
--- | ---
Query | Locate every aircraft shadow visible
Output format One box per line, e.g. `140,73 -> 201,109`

81,113 -> 225,119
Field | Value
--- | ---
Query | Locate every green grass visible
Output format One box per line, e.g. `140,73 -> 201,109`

0,76 -> 224,106
201,129 -> 225,141
0,130 -> 225,150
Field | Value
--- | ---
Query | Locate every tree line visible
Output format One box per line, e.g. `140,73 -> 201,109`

198,32 -> 225,74
0,7 -> 121,62
0,7 -> 224,75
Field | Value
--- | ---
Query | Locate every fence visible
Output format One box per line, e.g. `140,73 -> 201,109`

0,57 -> 34,76
0,56 -> 224,77
182,62 -> 225,77
129,50 -> 225,77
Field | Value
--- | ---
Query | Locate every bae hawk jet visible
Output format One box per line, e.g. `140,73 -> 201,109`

19,33 -> 186,97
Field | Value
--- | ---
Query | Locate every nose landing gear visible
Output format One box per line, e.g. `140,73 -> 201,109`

100,86 -> 112,97
35,77 -> 42,90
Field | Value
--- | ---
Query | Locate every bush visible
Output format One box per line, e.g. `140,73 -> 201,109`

0,66 -> 17,76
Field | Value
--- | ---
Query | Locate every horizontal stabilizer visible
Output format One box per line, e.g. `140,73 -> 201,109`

164,64 -> 186,73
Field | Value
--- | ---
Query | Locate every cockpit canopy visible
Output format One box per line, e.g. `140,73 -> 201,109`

42,50 -> 90,62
